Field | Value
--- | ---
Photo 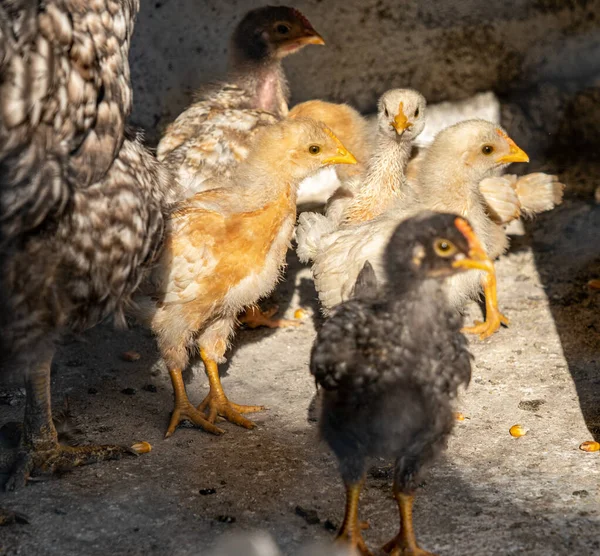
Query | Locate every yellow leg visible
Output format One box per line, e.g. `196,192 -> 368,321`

462,271 -> 509,340
382,493 -> 436,556
239,305 -> 301,329
335,480 -> 373,556
165,368 -> 224,438
196,349 -> 265,429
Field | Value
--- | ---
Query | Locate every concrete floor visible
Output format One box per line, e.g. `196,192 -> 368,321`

0,167 -> 599,555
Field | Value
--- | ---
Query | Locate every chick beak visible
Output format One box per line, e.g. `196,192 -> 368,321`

496,135 -> 529,164
451,218 -> 494,273
323,147 -> 357,166
296,30 -> 326,46
390,102 -> 411,134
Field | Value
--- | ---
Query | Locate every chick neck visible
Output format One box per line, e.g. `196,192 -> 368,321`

384,273 -> 449,323
228,52 -> 290,117
342,132 -> 412,225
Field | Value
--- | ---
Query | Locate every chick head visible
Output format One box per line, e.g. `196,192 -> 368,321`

257,118 -> 357,182
385,212 -> 493,283
438,119 -> 529,181
378,89 -> 427,142
231,6 -> 324,63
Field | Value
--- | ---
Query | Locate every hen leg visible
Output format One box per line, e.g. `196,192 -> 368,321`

335,480 -> 372,556
239,305 -> 300,329
463,270 -> 509,340
164,368 -> 224,437
196,349 -> 265,429
382,492 -> 435,556
5,348 -> 149,491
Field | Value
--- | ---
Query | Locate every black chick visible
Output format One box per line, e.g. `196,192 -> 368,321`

310,212 -> 494,556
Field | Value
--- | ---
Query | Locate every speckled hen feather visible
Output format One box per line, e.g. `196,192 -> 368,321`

0,0 -> 175,355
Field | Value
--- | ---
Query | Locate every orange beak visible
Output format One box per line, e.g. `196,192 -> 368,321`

495,131 -> 529,164
452,218 -> 494,273
296,31 -> 325,46
391,101 -> 411,132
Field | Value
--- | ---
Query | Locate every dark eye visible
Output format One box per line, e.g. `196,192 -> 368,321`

481,145 -> 494,155
414,107 -> 419,117
434,238 -> 457,257
276,23 -> 290,34
384,107 -> 389,118
309,145 -> 321,155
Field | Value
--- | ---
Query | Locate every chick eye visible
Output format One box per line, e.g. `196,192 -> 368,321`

481,145 -> 494,155
308,145 -> 321,155
414,108 -> 419,117
384,107 -> 389,118
433,238 -> 457,257
275,23 -> 291,34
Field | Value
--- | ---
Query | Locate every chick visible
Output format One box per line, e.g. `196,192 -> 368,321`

157,6 -> 324,198
311,213 -> 482,555
329,89 -> 426,226
134,119 -> 356,436
296,89 -> 426,264
299,120 -> 529,339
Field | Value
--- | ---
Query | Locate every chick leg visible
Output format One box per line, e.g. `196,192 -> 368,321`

382,492 -> 436,556
5,349 -> 149,491
196,349 -> 265,429
238,305 -> 300,329
164,368 -> 224,437
335,480 -> 372,556
462,271 -> 509,340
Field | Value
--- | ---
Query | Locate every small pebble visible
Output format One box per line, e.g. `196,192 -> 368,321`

142,384 -> 157,393
199,488 -> 216,495
121,351 -> 141,362
121,388 -> 136,396
323,519 -> 337,532
216,515 -> 236,524
88,388 -> 98,395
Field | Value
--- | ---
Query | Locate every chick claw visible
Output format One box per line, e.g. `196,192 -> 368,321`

239,305 -> 301,329
381,537 -> 436,556
197,392 -> 265,430
462,309 -> 509,340
165,400 -> 224,438
335,530 -> 373,556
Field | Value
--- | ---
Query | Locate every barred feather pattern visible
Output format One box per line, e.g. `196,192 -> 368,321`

0,0 -> 139,238
0,1 -> 176,357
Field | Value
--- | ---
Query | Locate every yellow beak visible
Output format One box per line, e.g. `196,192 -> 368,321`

391,101 -> 411,132
323,147 -> 358,166
496,138 -> 529,164
451,218 -> 494,273
295,32 -> 325,46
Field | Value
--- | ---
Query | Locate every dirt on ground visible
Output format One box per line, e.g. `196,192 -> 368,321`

0,164 -> 599,556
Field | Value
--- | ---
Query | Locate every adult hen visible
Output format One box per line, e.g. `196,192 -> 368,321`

134,119 -> 356,437
311,213 -> 480,556
0,0 -> 175,488
299,120 -> 529,338
157,5 -> 324,199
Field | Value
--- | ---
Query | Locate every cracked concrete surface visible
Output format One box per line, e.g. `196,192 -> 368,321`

1,165 -> 599,555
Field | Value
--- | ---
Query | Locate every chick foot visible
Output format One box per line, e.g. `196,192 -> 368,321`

239,305 -> 300,329
382,493 -> 436,556
335,481 -> 373,556
5,441 -> 150,491
197,349 -> 266,429
463,270 -> 508,340
165,369 -> 224,437
197,390 -> 265,429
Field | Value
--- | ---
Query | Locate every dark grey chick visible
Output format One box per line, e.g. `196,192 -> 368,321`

310,212 -> 495,556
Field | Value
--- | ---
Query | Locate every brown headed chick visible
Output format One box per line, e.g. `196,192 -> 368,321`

157,6 -> 324,199
298,120 -> 529,339
311,213 -> 480,556
134,119 -> 356,436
